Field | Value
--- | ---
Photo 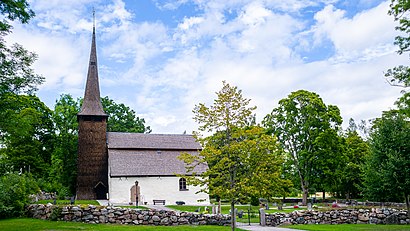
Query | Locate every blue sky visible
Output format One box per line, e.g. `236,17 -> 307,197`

6,0 -> 405,133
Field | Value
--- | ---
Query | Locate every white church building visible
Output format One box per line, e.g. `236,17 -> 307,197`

107,132 -> 209,205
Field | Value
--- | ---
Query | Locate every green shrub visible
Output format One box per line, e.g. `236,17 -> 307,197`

0,173 -> 39,219
250,196 -> 259,206
49,206 -> 62,221
56,187 -> 69,200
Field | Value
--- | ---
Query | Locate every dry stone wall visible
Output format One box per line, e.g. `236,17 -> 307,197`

266,208 -> 409,226
27,204 -> 231,226
27,204 -> 409,227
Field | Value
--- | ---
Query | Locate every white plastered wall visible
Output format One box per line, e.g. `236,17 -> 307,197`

108,176 -> 209,205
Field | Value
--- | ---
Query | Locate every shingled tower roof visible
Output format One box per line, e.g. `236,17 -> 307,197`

78,21 -> 106,116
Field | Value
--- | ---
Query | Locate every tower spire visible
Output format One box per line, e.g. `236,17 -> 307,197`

93,7 -> 95,34
76,9 -> 108,200
78,9 -> 106,116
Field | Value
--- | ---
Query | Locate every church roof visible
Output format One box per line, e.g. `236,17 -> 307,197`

78,25 -> 106,117
107,132 -> 205,177
107,132 -> 202,150
108,149 -> 207,177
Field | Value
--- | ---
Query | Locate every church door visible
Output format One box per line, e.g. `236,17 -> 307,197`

94,182 -> 107,200
130,185 -> 140,204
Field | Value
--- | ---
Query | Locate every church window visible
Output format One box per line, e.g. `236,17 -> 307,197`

179,178 -> 188,191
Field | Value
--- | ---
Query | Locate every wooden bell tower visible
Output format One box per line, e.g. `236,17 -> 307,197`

76,16 -> 108,200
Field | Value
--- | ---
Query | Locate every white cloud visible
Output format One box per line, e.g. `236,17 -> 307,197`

4,0 -> 404,134
312,1 -> 397,61
6,25 -> 89,90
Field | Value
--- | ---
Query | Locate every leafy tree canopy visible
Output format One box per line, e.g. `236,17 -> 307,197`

364,110 -> 410,215
0,0 -> 35,33
193,81 -> 256,133
263,90 -> 342,205
181,81 -> 289,231
101,96 -> 151,133
336,120 -> 370,199
385,0 -> 410,87
0,173 -> 39,218
0,0 -> 42,95
0,94 -> 54,177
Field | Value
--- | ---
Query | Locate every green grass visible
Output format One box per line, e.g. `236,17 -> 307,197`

166,205 -> 207,213
166,205 -> 303,224
266,208 -> 304,213
118,205 -> 149,210
166,205 -> 262,223
34,200 -> 100,205
284,224 -> 410,231
167,204 -> 302,214
0,218 -> 244,231
166,205 -> 258,214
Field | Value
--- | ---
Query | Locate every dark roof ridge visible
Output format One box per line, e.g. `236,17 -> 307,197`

107,132 -> 195,136
107,132 -> 201,150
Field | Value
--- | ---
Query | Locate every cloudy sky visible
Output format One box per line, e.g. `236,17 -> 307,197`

5,0 -> 406,134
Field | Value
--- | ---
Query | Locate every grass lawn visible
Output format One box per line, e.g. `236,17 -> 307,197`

167,204 -> 302,214
118,205 -> 149,210
167,205 -> 304,224
284,224 -> 410,231
34,200 -> 100,205
266,207 -> 304,213
0,218 -> 244,231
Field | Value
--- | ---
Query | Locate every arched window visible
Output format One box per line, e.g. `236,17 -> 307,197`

179,178 -> 188,191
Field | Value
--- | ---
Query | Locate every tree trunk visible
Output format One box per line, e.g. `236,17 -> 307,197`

230,200 -> 236,231
405,193 -> 410,219
322,191 -> 325,201
298,171 -> 308,206
218,198 -> 221,214
302,187 -> 308,206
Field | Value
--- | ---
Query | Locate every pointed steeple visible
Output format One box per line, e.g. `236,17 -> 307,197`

78,12 -> 106,116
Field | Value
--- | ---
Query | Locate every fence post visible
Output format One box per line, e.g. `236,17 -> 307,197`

248,209 -> 250,225
259,208 -> 266,226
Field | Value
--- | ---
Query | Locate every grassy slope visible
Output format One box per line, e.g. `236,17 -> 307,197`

0,218 -> 243,231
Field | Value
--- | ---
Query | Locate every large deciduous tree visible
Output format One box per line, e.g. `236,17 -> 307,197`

0,0 -> 43,136
180,81 -> 290,231
364,110 -> 410,216
385,0 -> 410,87
339,125 -> 369,199
263,90 -> 342,205
50,94 -> 81,195
0,94 -> 54,177
0,0 -> 34,32
0,0 -> 42,95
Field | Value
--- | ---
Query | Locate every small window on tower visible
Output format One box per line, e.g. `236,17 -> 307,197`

179,178 -> 188,191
